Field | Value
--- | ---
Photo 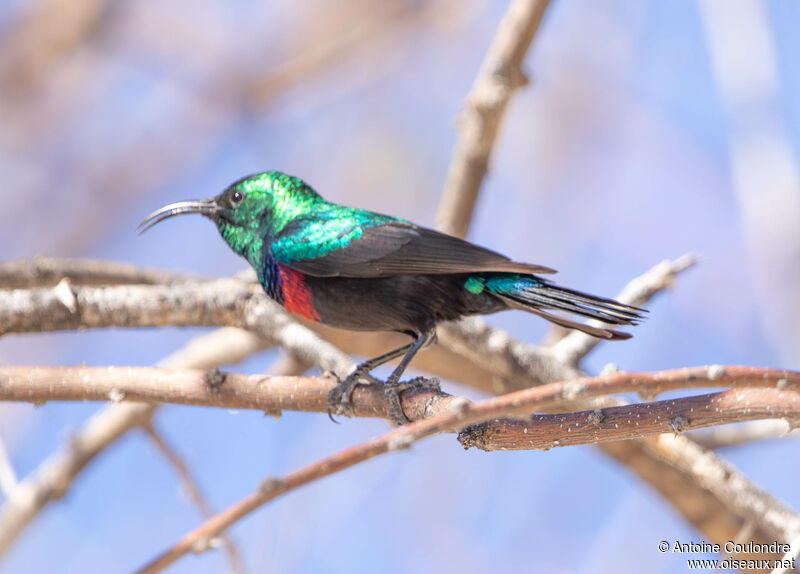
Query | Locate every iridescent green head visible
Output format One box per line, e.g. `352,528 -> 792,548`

138,171 -> 325,269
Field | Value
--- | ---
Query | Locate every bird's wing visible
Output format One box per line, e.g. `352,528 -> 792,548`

272,213 -> 556,277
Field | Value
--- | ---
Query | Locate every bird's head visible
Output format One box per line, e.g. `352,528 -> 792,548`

138,171 -> 323,269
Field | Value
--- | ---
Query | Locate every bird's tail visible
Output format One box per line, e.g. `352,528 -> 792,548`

487,277 -> 645,340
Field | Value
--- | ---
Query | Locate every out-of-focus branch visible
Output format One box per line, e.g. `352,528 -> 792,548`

0,401 -> 152,557
134,396 -> 472,574
142,424 -> 246,574
0,257 -> 196,289
0,0 -> 109,89
549,254 -> 698,364
690,420 -> 795,450
0,326 -> 274,559
435,0 -> 552,238
0,439 -> 18,501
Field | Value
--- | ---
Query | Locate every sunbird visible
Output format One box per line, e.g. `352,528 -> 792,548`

139,172 -> 643,423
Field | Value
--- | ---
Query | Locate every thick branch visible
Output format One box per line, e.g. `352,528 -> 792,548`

1,365 -> 798,436
0,257 -> 194,288
435,0 -> 552,238
458,388 -> 800,451
0,279 -> 354,376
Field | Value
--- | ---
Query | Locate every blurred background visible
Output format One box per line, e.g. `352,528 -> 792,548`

1,0 -> 799,572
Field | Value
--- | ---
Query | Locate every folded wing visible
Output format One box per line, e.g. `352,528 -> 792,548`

273,217 -> 556,278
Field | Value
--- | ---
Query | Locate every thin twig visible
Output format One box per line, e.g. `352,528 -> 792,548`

435,0 -> 552,238
0,327 -> 274,558
142,424 -> 246,574
0,402 -> 153,556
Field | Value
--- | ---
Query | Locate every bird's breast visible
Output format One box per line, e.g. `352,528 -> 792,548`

276,264 -> 321,322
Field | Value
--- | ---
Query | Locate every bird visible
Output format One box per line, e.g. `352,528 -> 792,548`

139,171 -> 644,424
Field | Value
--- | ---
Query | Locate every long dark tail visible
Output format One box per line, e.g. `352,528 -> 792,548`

490,279 -> 645,340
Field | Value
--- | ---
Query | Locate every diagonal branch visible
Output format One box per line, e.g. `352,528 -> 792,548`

548,254 -> 698,364
0,327 -> 274,559
435,0 -> 553,238
142,424 -> 246,574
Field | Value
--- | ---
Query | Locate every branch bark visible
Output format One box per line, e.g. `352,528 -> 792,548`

435,0 -> 552,238
2,365 -> 799,444
0,257 -> 195,289
0,327 -> 275,558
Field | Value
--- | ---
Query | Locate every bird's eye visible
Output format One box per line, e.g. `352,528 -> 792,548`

230,190 -> 245,206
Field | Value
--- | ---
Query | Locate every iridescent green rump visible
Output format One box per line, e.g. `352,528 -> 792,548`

463,274 -> 543,295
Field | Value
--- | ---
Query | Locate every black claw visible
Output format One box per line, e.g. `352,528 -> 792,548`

326,365 -> 369,422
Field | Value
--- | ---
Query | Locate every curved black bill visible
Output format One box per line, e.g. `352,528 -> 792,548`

137,199 -> 218,234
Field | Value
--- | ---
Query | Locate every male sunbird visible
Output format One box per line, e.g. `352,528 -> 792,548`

139,172 -> 643,423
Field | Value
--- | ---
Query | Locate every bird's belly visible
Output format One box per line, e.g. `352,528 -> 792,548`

303,274 -> 502,333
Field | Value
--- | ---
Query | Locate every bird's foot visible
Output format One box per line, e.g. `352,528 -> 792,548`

327,364 -> 381,422
384,376 -> 441,426
383,379 -> 409,426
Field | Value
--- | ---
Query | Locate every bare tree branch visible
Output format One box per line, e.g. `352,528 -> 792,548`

458,388 -> 800,450
690,420 -> 796,450
2,365 -> 799,441
0,257 -> 196,289
548,254 -> 698,364
143,424 -> 246,574
435,0 -> 552,237
1,256 -> 768,563
0,438 -> 18,501
0,326 -> 274,558
0,401 -> 153,556
134,367 -> 800,573
0,279 -> 355,376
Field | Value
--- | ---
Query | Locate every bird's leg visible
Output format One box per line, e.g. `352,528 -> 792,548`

383,329 -> 436,426
327,341 -> 414,421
